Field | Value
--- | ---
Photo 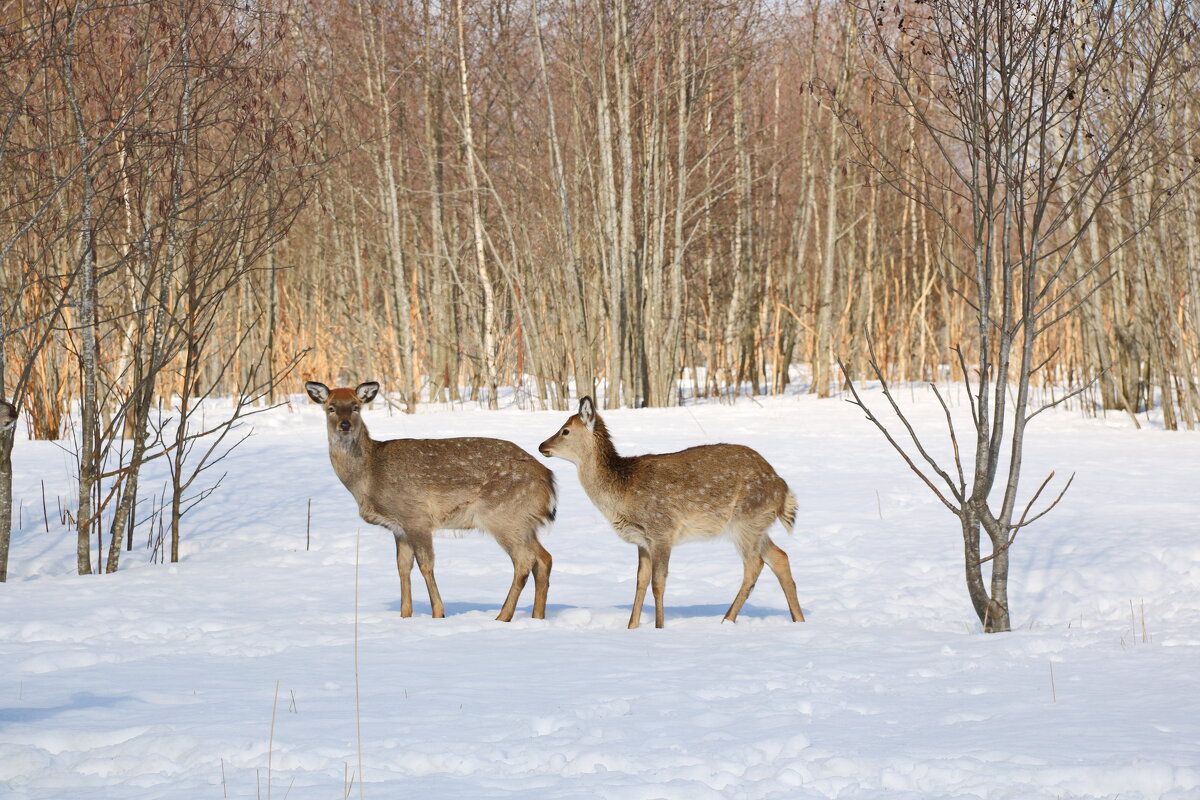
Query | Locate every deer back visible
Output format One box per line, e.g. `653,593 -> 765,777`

609,444 -> 789,540
350,435 -> 556,533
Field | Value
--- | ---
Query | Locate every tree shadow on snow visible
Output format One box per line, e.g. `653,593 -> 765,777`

0,692 -> 130,725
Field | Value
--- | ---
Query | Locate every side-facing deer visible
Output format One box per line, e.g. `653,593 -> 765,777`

540,397 -> 804,629
0,400 -> 16,432
306,381 -> 555,621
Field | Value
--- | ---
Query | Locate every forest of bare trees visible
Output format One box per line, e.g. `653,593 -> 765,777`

267,0 -> 1197,421
1,0 -> 1198,579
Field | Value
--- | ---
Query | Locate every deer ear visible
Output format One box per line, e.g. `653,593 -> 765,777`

578,396 -> 596,431
305,382 -> 330,404
356,381 -> 380,404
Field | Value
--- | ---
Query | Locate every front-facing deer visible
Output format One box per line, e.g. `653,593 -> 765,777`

306,381 -> 555,621
0,400 -> 15,433
540,397 -> 804,629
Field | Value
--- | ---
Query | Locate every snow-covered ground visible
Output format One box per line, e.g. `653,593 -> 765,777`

1,385 -> 1198,799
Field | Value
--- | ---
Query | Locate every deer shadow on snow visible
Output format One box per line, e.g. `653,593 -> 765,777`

384,599 -> 799,622
382,600 -> 573,618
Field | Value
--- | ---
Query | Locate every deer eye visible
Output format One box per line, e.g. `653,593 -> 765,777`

562,429 -> 570,436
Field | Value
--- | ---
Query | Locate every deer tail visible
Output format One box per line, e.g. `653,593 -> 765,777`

778,489 -> 798,534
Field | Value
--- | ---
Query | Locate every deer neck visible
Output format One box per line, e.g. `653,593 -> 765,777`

327,423 -> 376,494
576,436 -> 631,517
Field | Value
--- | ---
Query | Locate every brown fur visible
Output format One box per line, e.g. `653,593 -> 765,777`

307,381 -> 555,621
540,397 -> 804,628
0,400 -> 16,433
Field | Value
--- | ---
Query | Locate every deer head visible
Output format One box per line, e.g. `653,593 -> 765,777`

305,381 -> 379,441
539,396 -> 599,463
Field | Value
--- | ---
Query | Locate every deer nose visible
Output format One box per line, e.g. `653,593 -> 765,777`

339,421 -> 351,432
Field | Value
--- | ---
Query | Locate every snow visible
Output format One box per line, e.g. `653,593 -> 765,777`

1,386 -> 1199,799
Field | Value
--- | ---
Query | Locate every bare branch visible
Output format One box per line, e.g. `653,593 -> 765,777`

929,382 -> 967,498
839,358 -> 962,513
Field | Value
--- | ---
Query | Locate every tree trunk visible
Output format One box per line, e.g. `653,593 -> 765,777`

960,506 -> 1010,633
0,433 -> 13,582
61,14 -> 99,575
456,0 -> 498,409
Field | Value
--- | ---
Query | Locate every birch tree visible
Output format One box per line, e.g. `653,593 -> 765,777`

841,0 -> 1200,631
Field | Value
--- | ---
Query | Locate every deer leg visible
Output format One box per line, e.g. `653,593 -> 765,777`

394,535 -> 415,617
531,540 -> 552,620
764,540 -> 804,622
410,533 -> 445,618
496,543 -> 534,623
724,550 -> 765,623
628,546 -> 651,629
650,545 -> 672,629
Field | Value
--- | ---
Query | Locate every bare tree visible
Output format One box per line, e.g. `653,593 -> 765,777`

840,0 -> 1200,631
0,2 -> 78,580
0,0 -> 317,575
455,0 -> 500,408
